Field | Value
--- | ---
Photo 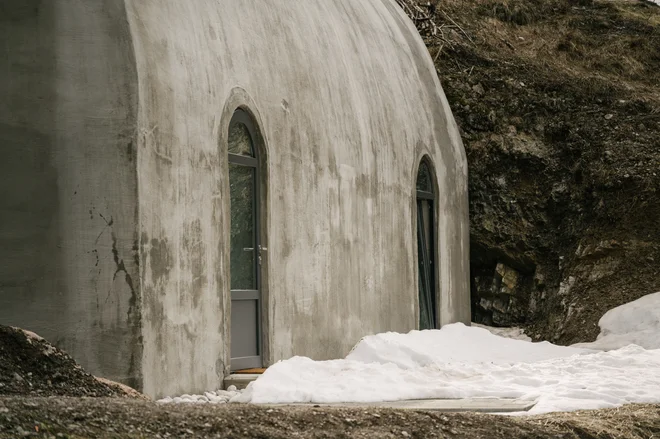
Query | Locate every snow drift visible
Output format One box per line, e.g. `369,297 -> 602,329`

345,323 -> 584,367
232,323 -> 660,414
573,291 -> 660,351
162,292 -> 660,415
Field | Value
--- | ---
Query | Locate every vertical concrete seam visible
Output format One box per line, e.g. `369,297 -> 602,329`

121,0 -> 143,392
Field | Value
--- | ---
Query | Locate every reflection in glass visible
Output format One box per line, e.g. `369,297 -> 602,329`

417,198 -> 435,330
229,163 -> 255,290
416,159 -> 436,330
228,122 -> 255,157
416,161 -> 433,193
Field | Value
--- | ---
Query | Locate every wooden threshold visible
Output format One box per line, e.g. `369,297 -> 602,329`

233,367 -> 267,375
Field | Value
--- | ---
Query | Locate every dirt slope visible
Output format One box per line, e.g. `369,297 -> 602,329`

0,325 -> 141,398
400,0 -> 660,343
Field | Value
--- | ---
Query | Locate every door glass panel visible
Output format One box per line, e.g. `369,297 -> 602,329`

229,163 -> 256,290
228,122 -> 255,157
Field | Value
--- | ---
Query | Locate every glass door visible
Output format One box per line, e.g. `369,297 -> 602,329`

416,160 -> 437,330
228,110 -> 262,370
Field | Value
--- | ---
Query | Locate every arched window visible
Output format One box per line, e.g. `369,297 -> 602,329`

228,109 -> 263,370
416,159 -> 437,330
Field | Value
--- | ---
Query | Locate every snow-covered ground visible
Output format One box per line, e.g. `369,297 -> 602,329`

160,292 -> 660,415
471,323 -> 531,342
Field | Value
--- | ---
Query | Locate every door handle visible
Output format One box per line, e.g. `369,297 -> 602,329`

243,247 -> 254,252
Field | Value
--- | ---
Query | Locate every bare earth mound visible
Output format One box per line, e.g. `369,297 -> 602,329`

0,325 -> 139,398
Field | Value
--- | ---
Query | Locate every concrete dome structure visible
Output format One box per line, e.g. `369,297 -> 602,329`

0,0 -> 470,398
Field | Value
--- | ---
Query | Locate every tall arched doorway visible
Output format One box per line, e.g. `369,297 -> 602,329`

228,109 -> 264,370
416,159 -> 437,330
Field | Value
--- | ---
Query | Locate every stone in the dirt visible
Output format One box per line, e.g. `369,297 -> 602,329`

558,277 -> 576,296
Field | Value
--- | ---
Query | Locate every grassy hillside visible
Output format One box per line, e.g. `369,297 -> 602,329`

400,0 -> 660,343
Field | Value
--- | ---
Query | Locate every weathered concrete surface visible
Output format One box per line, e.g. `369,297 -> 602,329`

127,0 -> 470,398
0,1 -> 141,388
2,0 -> 469,399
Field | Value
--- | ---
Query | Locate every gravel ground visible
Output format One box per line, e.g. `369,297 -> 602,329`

1,397 -> 659,438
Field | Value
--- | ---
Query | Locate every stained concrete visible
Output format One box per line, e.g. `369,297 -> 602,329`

129,0 -> 470,399
1,0 -> 470,399
0,1 -> 141,388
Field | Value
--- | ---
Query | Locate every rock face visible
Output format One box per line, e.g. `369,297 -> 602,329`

399,0 -> 660,343
472,263 -> 530,326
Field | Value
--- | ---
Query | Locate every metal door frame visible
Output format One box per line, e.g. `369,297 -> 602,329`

415,157 -> 438,330
416,189 -> 437,329
229,109 -> 263,371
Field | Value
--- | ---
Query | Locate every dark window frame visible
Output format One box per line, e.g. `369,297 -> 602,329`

228,109 -> 259,167
416,158 -> 438,330
228,108 -> 263,370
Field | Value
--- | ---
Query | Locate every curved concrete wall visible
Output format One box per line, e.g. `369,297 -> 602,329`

1,0 -> 469,399
126,0 -> 470,397
0,0 -> 141,387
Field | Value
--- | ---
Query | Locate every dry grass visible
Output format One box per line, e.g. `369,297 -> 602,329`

520,404 -> 660,438
400,0 -> 660,94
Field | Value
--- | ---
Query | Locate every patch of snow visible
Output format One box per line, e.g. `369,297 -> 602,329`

471,323 -> 532,342
232,345 -> 660,415
164,294 -> 660,415
573,291 -> 660,351
230,323 -> 660,414
344,324 -> 585,367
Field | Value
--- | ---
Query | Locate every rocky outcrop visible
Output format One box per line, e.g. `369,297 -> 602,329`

472,263 -> 531,326
400,0 -> 660,343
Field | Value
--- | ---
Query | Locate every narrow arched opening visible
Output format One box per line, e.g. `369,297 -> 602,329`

416,159 -> 437,330
228,108 -> 264,370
